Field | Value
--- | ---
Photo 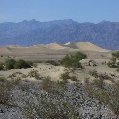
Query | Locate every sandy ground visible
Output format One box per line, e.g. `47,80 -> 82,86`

0,63 -> 65,81
0,58 -> 119,84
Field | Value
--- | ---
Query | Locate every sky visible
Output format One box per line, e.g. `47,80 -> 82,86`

0,0 -> 119,23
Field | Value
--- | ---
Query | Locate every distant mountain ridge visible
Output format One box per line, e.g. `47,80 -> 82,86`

0,19 -> 119,50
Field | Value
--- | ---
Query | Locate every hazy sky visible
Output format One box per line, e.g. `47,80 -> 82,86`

0,0 -> 119,23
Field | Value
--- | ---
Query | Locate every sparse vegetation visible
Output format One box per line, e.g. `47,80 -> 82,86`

84,79 -> 119,116
0,77 -> 21,106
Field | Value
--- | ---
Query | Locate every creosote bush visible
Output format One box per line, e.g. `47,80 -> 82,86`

61,52 -> 87,68
60,72 -> 77,82
5,59 -> 16,70
112,51 -> 119,58
14,60 -> 31,69
0,63 -> 4,70
28,69 -> 40,79
5,59 -> 33,70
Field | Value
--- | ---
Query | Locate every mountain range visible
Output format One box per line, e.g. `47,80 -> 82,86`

0,19 -> 119,50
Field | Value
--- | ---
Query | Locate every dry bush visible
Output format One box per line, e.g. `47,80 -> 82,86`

28,69 -> 41,79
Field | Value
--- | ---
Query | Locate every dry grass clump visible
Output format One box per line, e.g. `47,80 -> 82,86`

60,71 -> 77,82
27,69 -> 39,78
9,72 -> 27,79
89,70 -> 112,80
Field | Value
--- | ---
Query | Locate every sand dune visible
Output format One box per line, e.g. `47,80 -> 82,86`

0,42 -> 110,62
46,43 -> 68,50
64,42 -> 109,52
0,47 -> 12,54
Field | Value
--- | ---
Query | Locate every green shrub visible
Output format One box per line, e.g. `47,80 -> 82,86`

0,64 -> 4,70
5,59 -> 32,70
107,58 -> 117,68
14,59 -> 31,69
107,61 -> 117,68
5,59 -> 16,70
112,51 -> 119,58
61,52 -> 86,68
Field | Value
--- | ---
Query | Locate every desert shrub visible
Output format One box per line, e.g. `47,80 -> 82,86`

89,70 -> 98,78
89,70 -> 112,81
116,62 -> 119,72
0,77 -> 6,82
60,72 -> 70,81
5,59 -> 16,70
0,63 -> 4,70
14,59 -> 31,69
28,69 -> 40,79
41,77 -> 53,92
112,51 -> 119,58
92,79 -> 105,89
61,52 -> 87,68
60,72 -> 78,82
107,58 -> 117,68
107,61 -> 117,68
70,76 -> 78,81
5,59 -> 32,70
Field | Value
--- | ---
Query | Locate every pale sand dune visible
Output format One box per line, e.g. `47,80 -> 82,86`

64,42 -> 109,52
0,42 -> 111,61
0,47 -> 12,54
46,43 -> 68,50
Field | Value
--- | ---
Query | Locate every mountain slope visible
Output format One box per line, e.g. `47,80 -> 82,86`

0,19 -> 119,50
